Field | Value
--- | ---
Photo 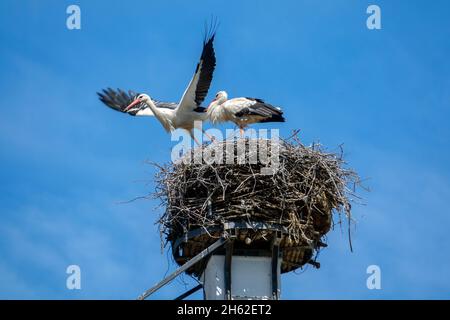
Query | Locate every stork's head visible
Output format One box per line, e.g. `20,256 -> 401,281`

137,93 -> 152,104
212,91 -> 228,104
124,93 -> 151,112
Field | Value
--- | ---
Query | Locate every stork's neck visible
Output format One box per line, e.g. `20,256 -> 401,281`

207,94 -> 227,113
143,98 -> 157,110
144,98 -> 167,118
143,98 -> 175,132
218,95 -> 228,104
207,100 -> 220,113
207,99 -> 227,124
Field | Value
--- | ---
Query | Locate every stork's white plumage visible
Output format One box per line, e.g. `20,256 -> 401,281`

98,29 -> 217,144
207,91 -> 285,136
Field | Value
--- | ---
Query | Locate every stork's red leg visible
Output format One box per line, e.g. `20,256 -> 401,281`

240,127 -> 244,138
189,130 -> 202,146
202,130 -> 216,142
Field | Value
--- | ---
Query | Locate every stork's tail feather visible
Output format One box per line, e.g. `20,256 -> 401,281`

258,102 -> 285,123
236,100 -> 286,123
259,111 -> 285,123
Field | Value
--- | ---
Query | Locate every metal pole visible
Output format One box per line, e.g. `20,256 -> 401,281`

271,231 -> 282,300
224,240 -> 234,300
138,236 -> 229,300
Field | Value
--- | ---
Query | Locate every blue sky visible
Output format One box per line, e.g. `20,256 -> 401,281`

0,0 -> 449,299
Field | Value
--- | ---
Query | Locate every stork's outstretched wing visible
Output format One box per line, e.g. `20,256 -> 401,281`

177,29 -> 217,113
97,88 -> 177,116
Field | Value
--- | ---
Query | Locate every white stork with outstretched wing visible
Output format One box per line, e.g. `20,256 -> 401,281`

98,27 -> 217,144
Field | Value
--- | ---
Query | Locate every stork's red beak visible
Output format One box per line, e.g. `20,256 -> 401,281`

124,99 -> 141,112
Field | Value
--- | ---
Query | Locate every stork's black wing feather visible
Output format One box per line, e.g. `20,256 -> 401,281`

97,88 -> 177,116
97,88 -> 142,115
235,99 -> 285,123
245,97 -> 265,104
178,30 -> 217,113
194,33 -> 217,106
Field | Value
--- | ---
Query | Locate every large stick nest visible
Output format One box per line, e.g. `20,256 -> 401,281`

153,136 -> 360,274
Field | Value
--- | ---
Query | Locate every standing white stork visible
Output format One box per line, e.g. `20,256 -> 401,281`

207,91 -> 285,136
97,29 -> 216,145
